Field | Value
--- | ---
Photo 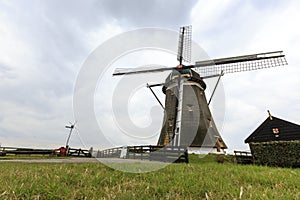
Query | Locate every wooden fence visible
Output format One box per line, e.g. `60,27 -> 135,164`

234,150 -> 253,164
95,145 -> 189,163
0,146 -> 91,157
0,146 -> 53,156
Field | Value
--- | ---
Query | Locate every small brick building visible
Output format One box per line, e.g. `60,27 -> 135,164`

245,112 -> 300,167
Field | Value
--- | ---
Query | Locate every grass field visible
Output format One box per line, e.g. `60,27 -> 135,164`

0,155 -> 299,199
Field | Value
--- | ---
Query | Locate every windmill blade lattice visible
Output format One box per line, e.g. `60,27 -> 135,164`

194,51 -> 287,77
177,25 -> 192,64
113,64 -> 171,76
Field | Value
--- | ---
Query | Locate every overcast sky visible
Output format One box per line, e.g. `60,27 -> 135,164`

0,0 -> 299,152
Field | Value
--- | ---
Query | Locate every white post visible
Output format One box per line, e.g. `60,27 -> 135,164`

173,76 -> 184,147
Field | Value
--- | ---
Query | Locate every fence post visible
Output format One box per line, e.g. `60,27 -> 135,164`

184,148 -> 189,163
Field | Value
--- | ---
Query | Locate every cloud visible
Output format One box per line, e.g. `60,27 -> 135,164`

0,1 -> 96,148
99,0 -> 197,28
0,0 -> 299,152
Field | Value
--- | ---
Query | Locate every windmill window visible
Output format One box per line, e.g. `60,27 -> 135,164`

208,119 -> 213,127
187,104 -> 194,112
272,128 -> 279,134
272,128 -> 279,137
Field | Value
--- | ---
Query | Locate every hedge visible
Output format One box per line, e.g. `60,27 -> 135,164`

249,140 -> 300,168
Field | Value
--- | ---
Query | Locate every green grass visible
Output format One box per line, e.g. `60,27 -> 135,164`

0,155 -> 299,199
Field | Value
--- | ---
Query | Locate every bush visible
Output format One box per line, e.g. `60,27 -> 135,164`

216,155 -> 225,163
250,140 -> 300,167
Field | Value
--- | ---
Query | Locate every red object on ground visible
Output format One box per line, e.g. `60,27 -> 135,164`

52,147 -> 67,156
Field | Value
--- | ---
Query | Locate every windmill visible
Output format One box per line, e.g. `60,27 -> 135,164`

65,121 -> 76,149
112,26 -> 287,152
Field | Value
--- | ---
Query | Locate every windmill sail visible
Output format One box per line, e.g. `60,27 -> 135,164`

113,65 -> 173,76
194,51 -> 287,77
177,25 -> 192,64
113,51 -> 287,77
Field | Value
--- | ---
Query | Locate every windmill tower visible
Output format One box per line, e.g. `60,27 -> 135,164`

113,26 -> 287,152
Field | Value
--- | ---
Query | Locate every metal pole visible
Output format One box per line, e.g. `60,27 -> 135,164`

179,27 -> 185,65
147,83 -> 165,109
65,125 -> 74,148
208,70 -> 224,105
